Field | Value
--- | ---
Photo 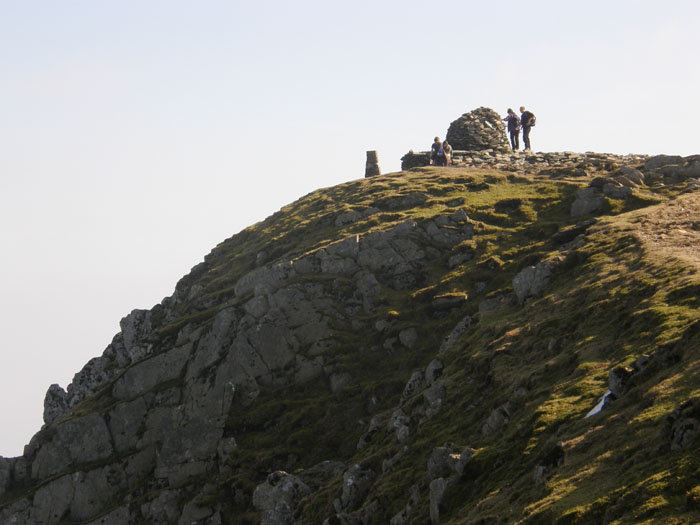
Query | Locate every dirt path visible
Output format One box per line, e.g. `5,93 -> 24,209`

629,192 -> 700,267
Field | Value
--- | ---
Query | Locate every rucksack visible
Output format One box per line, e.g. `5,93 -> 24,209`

437,147 -> 444,156
530,114 -> 536,126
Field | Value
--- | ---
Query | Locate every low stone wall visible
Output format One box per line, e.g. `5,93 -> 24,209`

401,149 -> 650,174
400,150 -> 431,170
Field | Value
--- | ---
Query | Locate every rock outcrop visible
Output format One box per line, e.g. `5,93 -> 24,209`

253,471 -> 311,524
0,180 -> 479,523
3,143 -> 700,524
513,262 -> 553,303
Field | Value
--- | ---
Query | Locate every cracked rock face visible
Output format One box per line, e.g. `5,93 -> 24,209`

31,413 -> 114,480
1,192 -> 481,523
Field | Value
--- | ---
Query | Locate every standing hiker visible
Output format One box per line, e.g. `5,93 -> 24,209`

503,108 -> 521,151
430,137 -> 446,166
519,106 -> 536,151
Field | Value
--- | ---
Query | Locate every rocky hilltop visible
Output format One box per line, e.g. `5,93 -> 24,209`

3,111 -> 700,523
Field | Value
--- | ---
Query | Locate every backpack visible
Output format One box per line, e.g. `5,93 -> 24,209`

437,147 -> 444,156
530,114 -> 536,126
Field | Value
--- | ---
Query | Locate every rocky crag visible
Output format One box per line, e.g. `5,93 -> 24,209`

3,110 -> 700,523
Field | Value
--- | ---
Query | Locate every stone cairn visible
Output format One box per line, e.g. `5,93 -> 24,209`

400,106 -> 652,174
401,106 -> 511,169
445,106 -> 511,153
365,150 -> 381,178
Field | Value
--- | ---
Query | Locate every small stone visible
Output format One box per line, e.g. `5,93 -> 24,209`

429,476 -> 459,525
253,471 -> 311,522
513,263 -> 552,303
609,366 -> 634,397
399,328 -> 418,348
571,187 -> 605,217
425,359 -> 444,385
340,465 -> 375,511
401,371 -> 425,403
330,373 -> 353,393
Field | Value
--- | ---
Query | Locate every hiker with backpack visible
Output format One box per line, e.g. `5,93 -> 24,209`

519,106 -> 536,151
503,108 -> 521,151
430,137 -> 447,166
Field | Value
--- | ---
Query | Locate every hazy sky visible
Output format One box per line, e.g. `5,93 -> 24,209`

1,1 -> 698,457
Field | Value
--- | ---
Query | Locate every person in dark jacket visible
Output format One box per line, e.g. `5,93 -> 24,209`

519,106 -> 535,151
503,108 -> 521,151
430,137 -> 446,166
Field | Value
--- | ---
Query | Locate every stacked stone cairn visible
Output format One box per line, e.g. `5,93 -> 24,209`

400,106 -> 651,174
445,106 -> 511,153
401,106 -> 510,169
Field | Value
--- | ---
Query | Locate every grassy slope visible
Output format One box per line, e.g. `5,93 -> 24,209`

439,214 -> 700,524
191,165 -> 700,523
7,164 -> 700,523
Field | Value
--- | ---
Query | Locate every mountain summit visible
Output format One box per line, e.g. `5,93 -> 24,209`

3,121 -> 700,523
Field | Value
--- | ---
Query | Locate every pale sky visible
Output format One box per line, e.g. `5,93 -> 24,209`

1,1 -> 698,457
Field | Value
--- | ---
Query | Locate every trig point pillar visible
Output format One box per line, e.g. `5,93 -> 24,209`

365,150 -> 381,178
